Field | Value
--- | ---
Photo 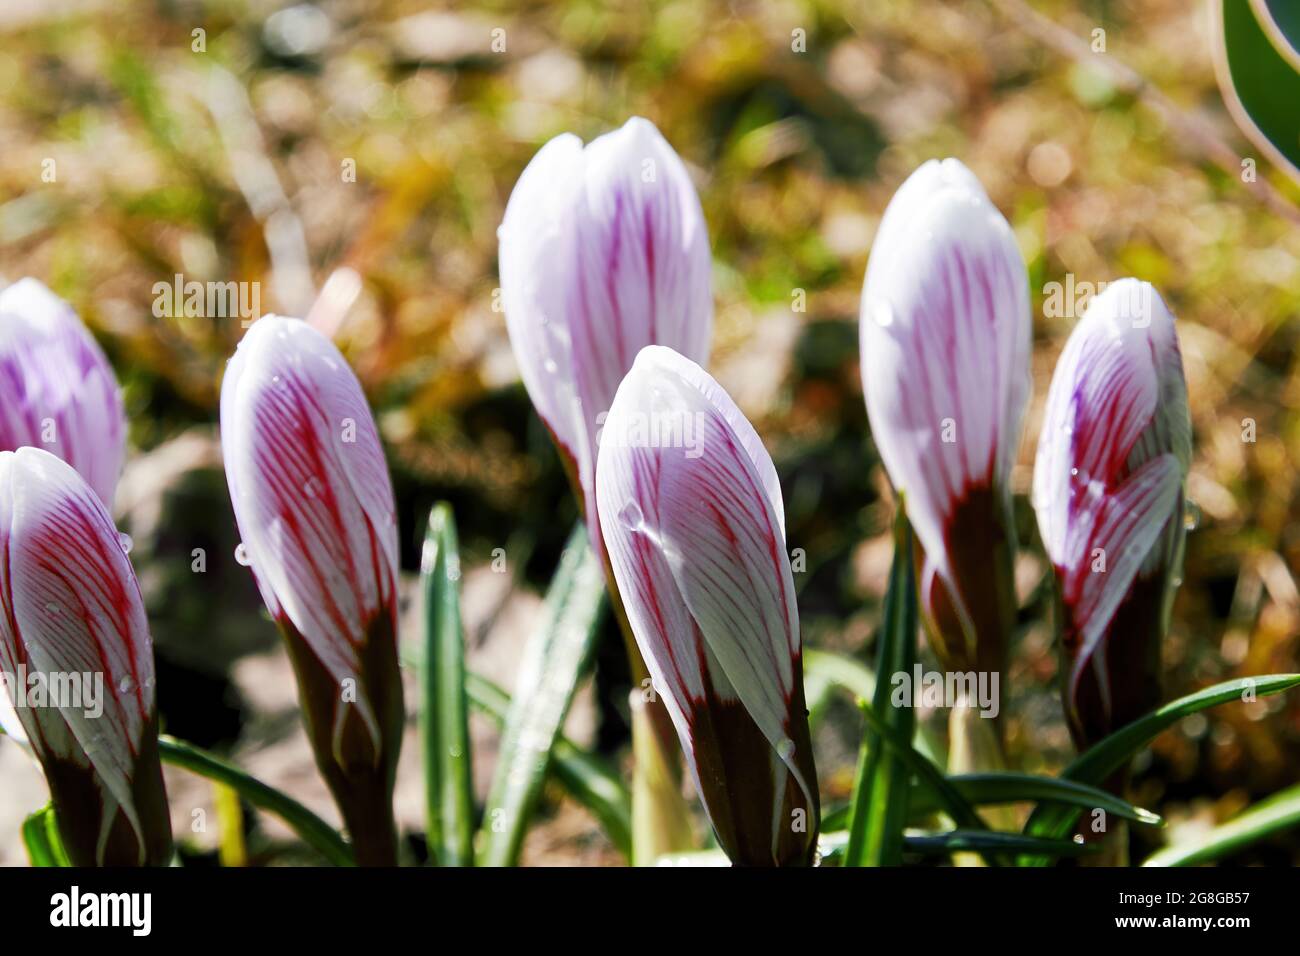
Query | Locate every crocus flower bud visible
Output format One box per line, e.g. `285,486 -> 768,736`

499,116 -> 712,561
220,315 -> 403,865
1033,280 -> 1190,749
596,346 -> 818,866
860,159 -> 1030,680
0,278 -> 127,509
0,447 -> 171,866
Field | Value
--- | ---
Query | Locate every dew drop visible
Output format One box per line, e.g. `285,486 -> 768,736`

872,300 -> 895,328
617,500 -> 645,532
234,543 -> 252,566
1069,467 -> 1079,478
1183,501 -> 1201,532
117,532 -> 134,555
45,602 -> 62,616
118,676 -> 135,695
776,737 -> 795,760
543,358 -> 558,374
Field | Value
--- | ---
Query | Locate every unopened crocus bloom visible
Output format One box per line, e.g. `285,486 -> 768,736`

0,447 -> 171,866
499,116 -> 712,562
596,346 -> 818,866
860,159 -> 1030,681
1034,279 -> 1190,750
221,315 -> 403,865
0,278 -> 127,508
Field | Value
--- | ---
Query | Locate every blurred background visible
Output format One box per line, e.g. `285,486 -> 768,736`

1,0 -> 1298,865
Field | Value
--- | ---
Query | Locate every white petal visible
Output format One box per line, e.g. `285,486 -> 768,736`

500,119 -> 714,563
0,279 -> 126,508
1033,280 -> 1189,570
0,446 -> 153,833
596,346 -> 803,786
861,161 -> 1029,600
220,316 -> 399,745
498,133 -> 587,461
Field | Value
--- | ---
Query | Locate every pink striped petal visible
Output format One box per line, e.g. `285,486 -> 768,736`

500,118 -> 713,561
1033,279 -> 1190,668
220,315 -> 399,749
860,159 -> 1030,645
0,446 -> 155,844
0,279 -> 127,509
596,346 -> 816,863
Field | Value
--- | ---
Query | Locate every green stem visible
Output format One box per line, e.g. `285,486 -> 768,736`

158,735 -> 355,867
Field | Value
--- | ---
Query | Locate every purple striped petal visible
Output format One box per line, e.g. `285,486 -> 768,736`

220,315 -> 399,752
1032,279 -> 1190,742
500,118 -> 713,561
0,446 -> 168,864
596,345 -> 817,865
860,159 -> 1030,670
0,278 -> 127,509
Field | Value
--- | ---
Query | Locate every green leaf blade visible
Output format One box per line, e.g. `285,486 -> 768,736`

420,503 -> 475,867
22,805 -> 70,867
479,524 -> 607,866
1144,782 -> 1300,867
158,735 -> 353,866
908,773 -> 1163,827
843,514 -> 917,867
1021,673 -> 1300,865
465,671 -> 632,860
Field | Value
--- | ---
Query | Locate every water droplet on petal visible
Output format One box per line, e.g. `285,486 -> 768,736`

45,602 -> 61,616
618,500 -> 645,532
543,358 -> 558,374
117,532 -> 134,555
234,543 -> 252,566
1069,467 -> 1079,478
776,738 -> 795,760
118,676 -> 135,694
1183,501 -> 1201,532
872,301 -> 894,328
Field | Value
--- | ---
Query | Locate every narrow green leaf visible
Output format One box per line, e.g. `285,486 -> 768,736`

803,648 -> 944,764
843,513 -> 917,867
22,805 -> 70,867
420,503 -> 475,867
857,699 -> 993,843
664,830 -> 1092,867
819,828 -> 1094,865
1022,673 -> 1300,865
159,735 -> 354,866
908,773 -> 1163,827
1144,782 -> 1300,867
479,525 -> 607,866
466,671 -> 632,860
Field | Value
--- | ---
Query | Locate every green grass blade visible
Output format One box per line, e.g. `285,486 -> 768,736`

419,503 -> 475,867
466,671 -> 632,860
843,514 -> 917,867
857,699 -> 992,839
668,830 -> 1092,866
819,828 -> 1094,864
908,773 -> 1163,827
22,805 -> 70,867
1143,782 -> 1300,867
479,525 -> 607,866
1021,673 -> 1300,865
803,648 -> 944,764
159,735 -> 353,865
